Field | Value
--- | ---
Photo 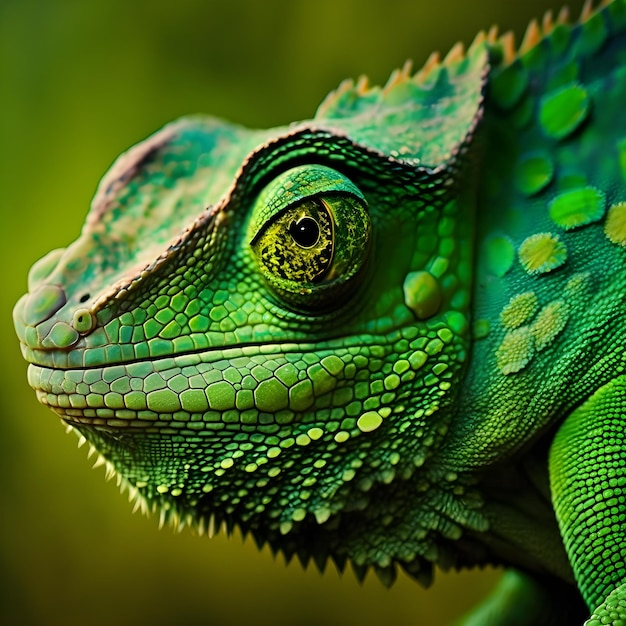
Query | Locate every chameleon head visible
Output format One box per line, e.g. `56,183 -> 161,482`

14,44 -> 486,580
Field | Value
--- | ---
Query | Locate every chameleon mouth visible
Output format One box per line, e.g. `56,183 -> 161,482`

24,339 -> 351,432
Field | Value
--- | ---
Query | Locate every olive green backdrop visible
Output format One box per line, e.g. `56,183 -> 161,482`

1,1 -> 584,624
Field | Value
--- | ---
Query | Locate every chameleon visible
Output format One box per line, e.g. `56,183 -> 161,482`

12,0 -> 626,623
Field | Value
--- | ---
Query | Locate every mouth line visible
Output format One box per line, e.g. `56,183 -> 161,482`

22,337 -> 322,372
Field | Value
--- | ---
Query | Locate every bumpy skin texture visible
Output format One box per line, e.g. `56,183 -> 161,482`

13,1 -> 626,623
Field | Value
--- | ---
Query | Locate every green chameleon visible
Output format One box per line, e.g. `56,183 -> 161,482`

13,0 -> 626,623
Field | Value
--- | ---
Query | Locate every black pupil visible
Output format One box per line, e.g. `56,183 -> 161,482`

289,216 -> 319,248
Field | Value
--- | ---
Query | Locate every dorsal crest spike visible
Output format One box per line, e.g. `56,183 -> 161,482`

416,51 -> 440,81
487,24 -> 499,44
382,60 -> 413,94
355,74 -> 370,94
557,5 -> 571,24
520,18 -> 542,54
443,41 -> 465,65
315,77 -> 356,118
499,31 -> 516,65
469,30 -> 488,51
581,0 -> 595,21
542,9 -> 555,34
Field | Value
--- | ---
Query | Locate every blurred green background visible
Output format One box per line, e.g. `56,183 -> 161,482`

1,1 -> 584,624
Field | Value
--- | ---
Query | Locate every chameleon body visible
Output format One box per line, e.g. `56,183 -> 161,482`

13,1 -> 626,623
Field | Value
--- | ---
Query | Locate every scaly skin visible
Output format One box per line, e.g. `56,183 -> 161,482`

13,1 -> 626,623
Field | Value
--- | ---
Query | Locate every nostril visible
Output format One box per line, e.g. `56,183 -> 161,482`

23,284 -> 67,326
79,293 -> 90,303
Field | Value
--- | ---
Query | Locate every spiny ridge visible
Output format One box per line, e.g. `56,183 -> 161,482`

318,0 -> 613,121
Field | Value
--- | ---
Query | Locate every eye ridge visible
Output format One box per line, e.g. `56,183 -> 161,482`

289,216 -> 320,249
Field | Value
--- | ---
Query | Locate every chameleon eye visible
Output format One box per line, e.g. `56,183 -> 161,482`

254,197 -> 334,284
289,215 -> 321,248
249,165 -> 371,309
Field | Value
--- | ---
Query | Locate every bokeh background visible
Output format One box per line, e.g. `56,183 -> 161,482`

1,1 -> 585,624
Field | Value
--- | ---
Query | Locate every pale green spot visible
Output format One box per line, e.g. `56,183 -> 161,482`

267,447 -> 281,459
500,292 -> 539,329
496,326 -> 535,375
341,469 -> 356,482
518,233 -> 567,275
384,374 -> 400,391
425,338 -> 444,356
403,271 -> 441,319
409,350 -> 428,370
539,83 -> 590,140
549,186 -> 605,230
531,300 -> 569,351
605,203 -> 626,245
473,319 -> 490,340
156,484 -> 169,494
357,411 -> 383,433
393,359 -> 410,375
334,431 -> 350,443
432,363 -> 448,376
514,151 -> 554,196
484,234 -> 515,277
220,458 -> 234,469
295,434 -> 311,446
292,508 -> 306,522
437,328 -> 453,343
314,508 -> 331,524
307,427 -> 323,440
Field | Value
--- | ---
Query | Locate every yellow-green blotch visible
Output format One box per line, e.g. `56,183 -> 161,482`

530,300 -> 569,352
500,292 -> 539,329
518,233 -> 567,275
605,202 -> 626,245
496,326 -> 534,375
